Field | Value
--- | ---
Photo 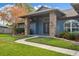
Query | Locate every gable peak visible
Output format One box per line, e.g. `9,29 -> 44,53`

36,6 -> 51,11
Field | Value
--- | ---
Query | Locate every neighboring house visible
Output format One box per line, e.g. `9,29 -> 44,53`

0,25 -> 12,34
20,4 -> 79,37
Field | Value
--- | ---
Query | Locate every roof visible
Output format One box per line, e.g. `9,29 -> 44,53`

61,15 -> 79,20
20,6 -> 79,19
61,8 -> 78,17
26,9 -> 53,16
0,25 -> 9,28
71,3 -> 79,13
20,6 -> 65,18
36,6 -> 51,11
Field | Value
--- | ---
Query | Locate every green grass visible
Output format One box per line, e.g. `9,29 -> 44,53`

26,37 -> 79,51
0,34 -> 68,56
0,40 -> 68,56
0,34 -> 27,41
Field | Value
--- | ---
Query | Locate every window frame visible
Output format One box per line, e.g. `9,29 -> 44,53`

64,20 -> 79,32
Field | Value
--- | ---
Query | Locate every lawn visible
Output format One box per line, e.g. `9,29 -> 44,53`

0,34 -> 27,41
26,37 -> 79,51
0,34 -> 68,56
0,40 -> 68,56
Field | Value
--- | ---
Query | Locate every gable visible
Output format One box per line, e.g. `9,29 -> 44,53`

36,6 -> 50,11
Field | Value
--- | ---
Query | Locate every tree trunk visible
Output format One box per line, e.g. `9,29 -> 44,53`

11,23 -> 17,36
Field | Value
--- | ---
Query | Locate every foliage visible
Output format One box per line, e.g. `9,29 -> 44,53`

15,3 -> 35,12
59,32 -> 70,39
59,32 -> 79,41
59,32 -> 74,40
15,28 -> 24,34
0,3 -> 35,35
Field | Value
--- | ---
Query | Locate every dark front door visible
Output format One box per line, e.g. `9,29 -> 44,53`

43,23 -> 49,35
30,22 -> 36,34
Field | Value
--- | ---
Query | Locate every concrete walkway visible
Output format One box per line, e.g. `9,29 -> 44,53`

15,36 -> 79,56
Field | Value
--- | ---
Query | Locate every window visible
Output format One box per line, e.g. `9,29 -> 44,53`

64,20 -> 79,32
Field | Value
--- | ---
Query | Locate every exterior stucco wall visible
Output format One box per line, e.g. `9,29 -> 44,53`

56,19 -> 79,34
56,19 -> 66,34
37,21 -> 43,34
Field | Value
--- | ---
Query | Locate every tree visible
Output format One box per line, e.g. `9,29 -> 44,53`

0,12 -> 9,26
15,3 -> 34,13
0,3 -> 34,35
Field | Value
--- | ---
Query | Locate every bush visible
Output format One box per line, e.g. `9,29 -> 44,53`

68,33 -> 75,40
59,32 -> 75,40
59,32 -> 70,39
60,32 -> 79,41
15,28 -> 24,34
74,34 -> 79,41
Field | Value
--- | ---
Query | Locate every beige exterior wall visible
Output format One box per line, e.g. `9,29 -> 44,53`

49,11 -> 57,37
24,18 -> 30,36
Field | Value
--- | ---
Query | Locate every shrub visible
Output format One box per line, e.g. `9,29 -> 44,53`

59,32 -> 79,41
74,34 -> 79,41
59,32 -> 75,40
59,32 -> 70,39
15,28 -> 24,34
68,33 -> 75,40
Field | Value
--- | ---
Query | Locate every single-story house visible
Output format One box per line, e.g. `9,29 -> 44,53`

20,4 -> 79,37
0,25 -> 12,34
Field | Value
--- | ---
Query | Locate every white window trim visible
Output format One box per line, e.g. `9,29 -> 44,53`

64,20 -> 79,32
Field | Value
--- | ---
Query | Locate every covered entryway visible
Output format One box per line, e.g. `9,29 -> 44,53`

21,6 -> 65,37
29,14 -> 49,35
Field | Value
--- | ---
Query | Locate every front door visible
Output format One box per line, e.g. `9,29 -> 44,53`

30,22 -> 36,34
43,23 -> 49,35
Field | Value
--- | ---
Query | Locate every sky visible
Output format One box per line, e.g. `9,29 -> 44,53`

31,3 -> 72,10
0,3 -> 72,10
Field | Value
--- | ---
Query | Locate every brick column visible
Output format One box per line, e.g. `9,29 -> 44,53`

24,17 -> 30,36
49,11 -> 57,37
